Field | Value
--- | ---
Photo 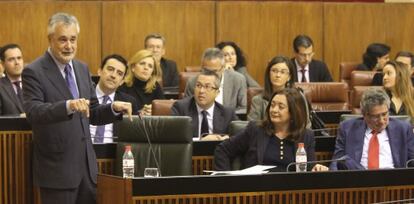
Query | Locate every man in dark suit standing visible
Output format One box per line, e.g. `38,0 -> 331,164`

90,54 -> 139,143
330,88 -> 414,170
22,13 -> 132,204
172,70 -> 237,140
144,33 -> 179,88
0,44 -> 25,116
291,35 -> 333,82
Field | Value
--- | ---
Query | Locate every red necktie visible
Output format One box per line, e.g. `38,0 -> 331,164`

368,131 -> 379,169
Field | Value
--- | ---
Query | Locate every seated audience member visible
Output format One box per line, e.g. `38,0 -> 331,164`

216,41 -> 260,88
184,48 -> 247,109
372,51 -> 414,86
171,70 -> 237,140
118,50 -> 165,116
214,88 -> 328,172
90,54 -> 139,143
357,43 -> 390,71
330,88 -> 414,170
382,61 -> 414,124
144,33 -> 179,88
291,35 -> 333,82
0,44 -> 25,116
248,56 -> 296,121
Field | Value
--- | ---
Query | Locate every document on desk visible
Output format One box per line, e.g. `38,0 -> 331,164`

204,165 -> 276,175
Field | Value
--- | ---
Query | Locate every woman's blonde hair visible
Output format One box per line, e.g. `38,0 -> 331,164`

124,49 -> 161,93
385,61 -> 414,123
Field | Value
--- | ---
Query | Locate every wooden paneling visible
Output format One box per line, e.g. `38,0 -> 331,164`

102,1 -> 215,74
323,3 -> 386,80
386,4 -> 414,55
217,2 -> 323,85
0,2 -> 101,73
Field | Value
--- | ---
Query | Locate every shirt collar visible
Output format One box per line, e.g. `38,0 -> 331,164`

196,102 -> 215,116
295,58 -> 309,71
95,85 -> 115,102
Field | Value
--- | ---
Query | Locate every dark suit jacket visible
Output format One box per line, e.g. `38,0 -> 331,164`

214,121 -> 316,171
160,58 -> 179,87
171,97 -> 237,138
330,118 -> 414,170
22,52 -> 120,189
0,77 -> 24,116
292,59 -> 333,82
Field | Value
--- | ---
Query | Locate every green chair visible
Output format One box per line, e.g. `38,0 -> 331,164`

114,116 -> 193,177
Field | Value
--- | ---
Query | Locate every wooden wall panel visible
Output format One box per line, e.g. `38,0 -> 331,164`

102,1 -> 215,74
386,4 -> 414,56
323,3 -> 386,80
0,2 -> 101,73
217,2 -> 323,85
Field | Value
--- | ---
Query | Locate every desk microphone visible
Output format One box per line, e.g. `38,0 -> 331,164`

137,114 -> 162,176
285,156 -> 348,172
405,158 -> 414,168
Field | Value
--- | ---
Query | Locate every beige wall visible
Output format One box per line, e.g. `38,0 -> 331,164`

0,1 -> 413,83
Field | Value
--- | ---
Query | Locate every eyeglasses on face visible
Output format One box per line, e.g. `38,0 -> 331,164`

195,83 -> 218,92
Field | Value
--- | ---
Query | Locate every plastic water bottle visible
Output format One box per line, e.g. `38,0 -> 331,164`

296,143 -> 307,172
122,145 -> 134,178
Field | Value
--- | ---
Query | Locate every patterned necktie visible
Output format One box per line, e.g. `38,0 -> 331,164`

94,95 -> 110,143
64,64 -> 79,99
12,81 -> 23,103
200,110 -> 209,137
368,130 -> 379,169
300,68 -> 307,82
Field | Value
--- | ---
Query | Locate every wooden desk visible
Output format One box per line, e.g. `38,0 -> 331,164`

98,169 -> 414,204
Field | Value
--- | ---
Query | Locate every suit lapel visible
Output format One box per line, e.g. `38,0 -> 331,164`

308,61 -> 316,82
189,98 -> 199,137
42,52 -> 73,99
212,104 -> 223,133
386,121 -> 401,167
1,78 -> 23,112
72,60 -> 88,98
257,130 -> 270,164
353,120 -> 367,163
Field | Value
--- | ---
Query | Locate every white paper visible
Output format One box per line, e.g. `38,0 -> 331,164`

204,165 -> 276,175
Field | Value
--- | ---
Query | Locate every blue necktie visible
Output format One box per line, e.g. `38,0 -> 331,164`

94,95 -> 110,143
64,64 -> 79,99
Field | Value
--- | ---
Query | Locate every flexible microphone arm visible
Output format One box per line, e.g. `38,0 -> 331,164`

138,115 -> 162,176
286,156 -> 348,172
405,158 -> 414,168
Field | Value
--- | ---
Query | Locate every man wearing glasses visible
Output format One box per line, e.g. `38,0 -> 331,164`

330,88 -> 414,170
184,48 -> 247,110
291,35 -> 333,82
172,70 -> 237,140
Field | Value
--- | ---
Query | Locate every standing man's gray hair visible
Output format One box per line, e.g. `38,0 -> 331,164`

202,48 -> 225,66
47,12 -> 80,35
360,88 -> 390,115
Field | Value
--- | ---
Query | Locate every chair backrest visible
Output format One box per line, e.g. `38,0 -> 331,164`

339,62 -> 359,87
340,114 -> 410,123
350,86 -> 383,114
350,71 -> 377,89
179,72 -> 199,99
295,82 -> 349,111
228,120 -> 249,170
185,66 -> 202,72
115,116 -> 193,176
246,87 -> 264,115
152,99 -> 176,116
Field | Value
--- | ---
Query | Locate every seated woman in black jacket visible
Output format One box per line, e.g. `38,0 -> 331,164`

214,88 -> 328,172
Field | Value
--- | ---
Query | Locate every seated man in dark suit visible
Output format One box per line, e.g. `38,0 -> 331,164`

0,44 -> 25,116
89,54 -> 139,143
330,88 -> 414,170
172,70 -> 237,140
291,35 -> 333,82
144,33 -> 179,88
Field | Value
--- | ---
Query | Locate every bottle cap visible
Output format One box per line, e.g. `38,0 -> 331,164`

125,145 -> 131,151
298,143 -> 304,148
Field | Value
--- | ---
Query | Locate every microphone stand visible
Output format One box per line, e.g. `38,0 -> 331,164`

139,115 -> 162,176
286,156 -> 347,172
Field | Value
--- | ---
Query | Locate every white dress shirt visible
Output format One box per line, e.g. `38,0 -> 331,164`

295,59 -> 309,82
360,128 -> 394,169
195,103 -> 215,140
